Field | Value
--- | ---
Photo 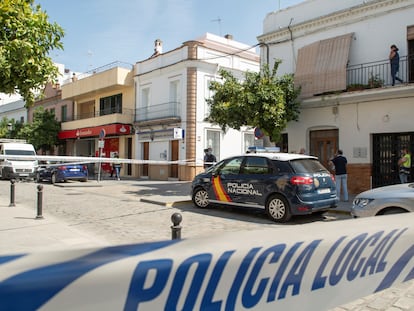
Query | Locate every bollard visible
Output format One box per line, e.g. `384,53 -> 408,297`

170,212 -> 182,240
36,184 -> 44,219
9,179 -> 15,207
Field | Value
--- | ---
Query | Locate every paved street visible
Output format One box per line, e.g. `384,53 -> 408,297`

0,179 -> 413,310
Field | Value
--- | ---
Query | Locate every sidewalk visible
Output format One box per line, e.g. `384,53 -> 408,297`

0,203 -> 110,255
0,180 -> 412,311
0,180 -> 353,255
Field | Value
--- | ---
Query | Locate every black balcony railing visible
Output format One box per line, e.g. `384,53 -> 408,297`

135,102 -> 181,123
346,55 -> 410,89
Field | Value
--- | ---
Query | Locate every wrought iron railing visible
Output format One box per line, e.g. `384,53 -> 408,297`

62,61 -> 133,85
346,55 -> 409,89
135,102 -> 181,122
64,108 -> 135,121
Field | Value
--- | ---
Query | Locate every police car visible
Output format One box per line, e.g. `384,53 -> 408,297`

191,151 -> 338,222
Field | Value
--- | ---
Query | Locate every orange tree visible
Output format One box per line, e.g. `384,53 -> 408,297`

0,0 -> 64,105
206,61 -> 301,143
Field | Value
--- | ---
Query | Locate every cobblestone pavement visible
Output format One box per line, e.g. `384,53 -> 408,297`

0,179 -> 413,310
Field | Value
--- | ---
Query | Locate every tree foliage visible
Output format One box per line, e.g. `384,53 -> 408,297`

206,60 -> 301,143
17,107 -> 60,151
0,0 -> 64,105
0,117 -> 23,138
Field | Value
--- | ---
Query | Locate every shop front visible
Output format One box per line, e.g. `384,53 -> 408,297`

58,123 -> 134,175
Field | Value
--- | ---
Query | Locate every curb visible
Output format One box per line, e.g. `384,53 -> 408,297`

325,209 -> 351,215
53,183 -> 103,188
140,198 -> 352,216
139,198 -> 192,208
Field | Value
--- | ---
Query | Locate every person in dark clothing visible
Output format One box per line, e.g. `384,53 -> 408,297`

329,149 -> 348,202
203,148 -> 217,169
389,44 -> 403,86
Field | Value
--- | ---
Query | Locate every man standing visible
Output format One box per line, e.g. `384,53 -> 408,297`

330,149 -> 348,202
203,147 -> 217,169
398,147 -> 411,183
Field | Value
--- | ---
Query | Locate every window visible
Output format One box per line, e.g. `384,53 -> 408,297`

271,160 -> 293,174
169,80 -> 180,103
61,105 -> 67,121
206,130 -> 220,161
243,132 -> 255,153
100,94 -> 122,116
204,76 -> 215,117
219,157 -> 243,175
169,80 -> 180,116
242,156 -> 271,175
141,87 -> 150,119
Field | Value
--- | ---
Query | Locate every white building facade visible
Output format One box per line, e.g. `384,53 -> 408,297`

134,33 -> 260,181
258,0 -> 414,193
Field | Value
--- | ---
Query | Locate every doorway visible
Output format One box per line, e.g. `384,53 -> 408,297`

142,142 -> 149,177
310,129 -> 338,170
372,132 -> 413,187
407,25 -> 414,83
169,140 -> 179,178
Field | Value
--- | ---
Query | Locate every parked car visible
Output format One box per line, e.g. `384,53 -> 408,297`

36,162 -> 88,184
191,152 -> 338,222
0,141 -> 38,180
351,183 -> 414,217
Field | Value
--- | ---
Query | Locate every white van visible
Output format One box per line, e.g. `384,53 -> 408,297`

0,141 -> 38,180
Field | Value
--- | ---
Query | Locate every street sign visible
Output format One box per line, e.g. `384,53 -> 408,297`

254,127 -> 264,139
99,129 -> 106,140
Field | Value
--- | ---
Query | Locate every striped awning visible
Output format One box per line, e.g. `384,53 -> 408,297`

294,33 -> 354,98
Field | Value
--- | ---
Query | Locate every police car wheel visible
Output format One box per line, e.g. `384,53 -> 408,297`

192,188 -> 209,208
266,194 -> 291,222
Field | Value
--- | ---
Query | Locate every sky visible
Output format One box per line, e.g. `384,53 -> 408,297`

35,0 -> 305,73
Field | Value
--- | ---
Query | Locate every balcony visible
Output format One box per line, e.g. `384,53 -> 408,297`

61,62 -> 134,100
346,55 -> 411,90
135,102 -> 181,126
61,108 -> 134,131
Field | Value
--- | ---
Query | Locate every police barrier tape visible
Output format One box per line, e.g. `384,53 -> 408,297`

0,215 -> 413,310
0,154 -> 205,166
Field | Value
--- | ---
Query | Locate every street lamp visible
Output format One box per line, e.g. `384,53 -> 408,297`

7,123 -> 12,139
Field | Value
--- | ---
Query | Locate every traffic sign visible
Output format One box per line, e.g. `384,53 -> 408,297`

99,129 -> 106,140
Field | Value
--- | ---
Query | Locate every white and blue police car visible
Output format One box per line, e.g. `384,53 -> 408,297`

192,151 -> 338,222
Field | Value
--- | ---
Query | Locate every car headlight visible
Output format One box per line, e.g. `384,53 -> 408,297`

353,198 -> 373,208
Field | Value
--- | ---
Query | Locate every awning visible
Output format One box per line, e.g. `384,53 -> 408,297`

294,33 -> 354,98
58,124 -> 132,140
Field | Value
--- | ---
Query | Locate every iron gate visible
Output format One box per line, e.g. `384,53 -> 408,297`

372,133 -> 413,188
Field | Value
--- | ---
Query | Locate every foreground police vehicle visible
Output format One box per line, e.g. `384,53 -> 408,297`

192,152 -> 338,222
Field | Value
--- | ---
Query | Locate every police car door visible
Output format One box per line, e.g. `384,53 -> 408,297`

238,156 -> 272,206
210,156 -> 244,204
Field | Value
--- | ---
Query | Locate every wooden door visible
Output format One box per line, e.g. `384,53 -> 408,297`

310,129 -> 338,170
142,142 -> 149,177
170,140 -> 179,178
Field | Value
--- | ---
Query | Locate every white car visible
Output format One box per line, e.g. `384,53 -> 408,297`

351,183 -> 414,217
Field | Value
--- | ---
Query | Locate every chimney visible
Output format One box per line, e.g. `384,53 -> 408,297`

154,39 -> 163,54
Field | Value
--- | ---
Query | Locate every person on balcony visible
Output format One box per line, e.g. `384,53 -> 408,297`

389,44 -> 403,86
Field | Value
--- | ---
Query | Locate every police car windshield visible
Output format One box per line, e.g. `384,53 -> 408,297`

289,159 -> 328,174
